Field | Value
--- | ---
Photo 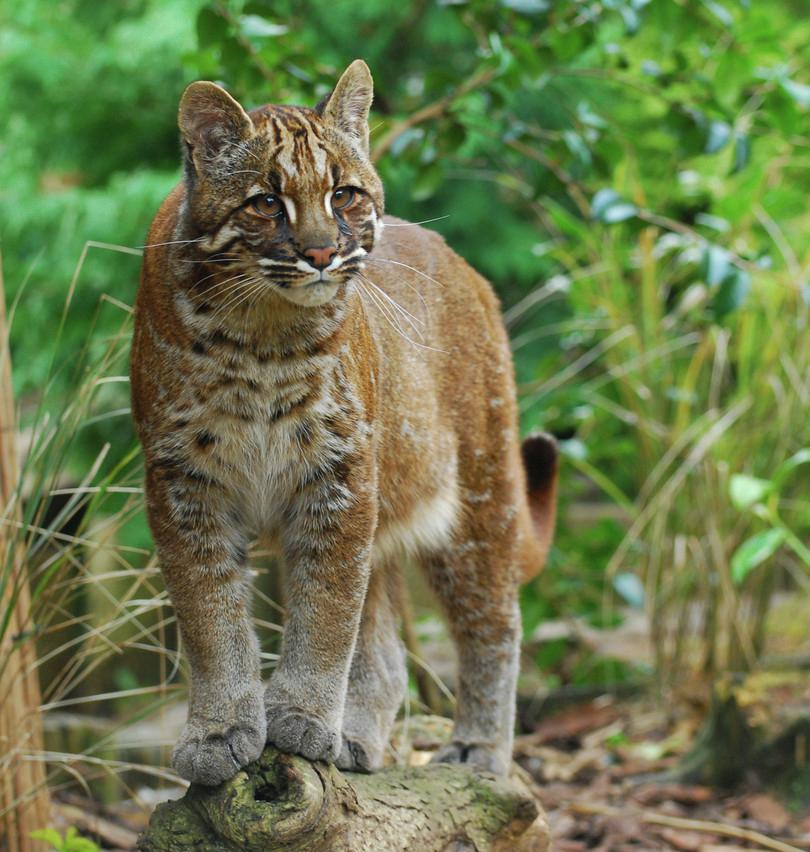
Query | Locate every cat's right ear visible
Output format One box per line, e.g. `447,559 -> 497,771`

178,81 -> 254,176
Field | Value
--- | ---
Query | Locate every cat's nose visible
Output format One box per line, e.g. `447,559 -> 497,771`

303,246 -> 337,270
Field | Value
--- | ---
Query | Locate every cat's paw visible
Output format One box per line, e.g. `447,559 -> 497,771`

265,702 -> 340,763
431,740 -> 510,775
335,736 -> 382,773
172,695 -> 266,786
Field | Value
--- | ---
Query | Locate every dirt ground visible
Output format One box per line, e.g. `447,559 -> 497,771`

514,695 -> 809,852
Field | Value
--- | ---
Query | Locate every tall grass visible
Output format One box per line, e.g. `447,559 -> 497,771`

519,202 -> 810,691
0,245 -> 183,837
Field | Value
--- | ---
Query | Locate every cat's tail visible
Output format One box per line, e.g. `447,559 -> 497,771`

520,432 -> 559,582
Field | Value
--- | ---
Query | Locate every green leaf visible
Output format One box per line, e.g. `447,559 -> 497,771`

703,245 -> 731,287
499,0 -> 550,12
591,188 -> 637,223
780,78 -> 810,109
614,572 -> 645,608
705,120 -> 732,154
732,132 -> 750,173
239,15 -> 288,38
702,0 -> 734,26
730,473 -> 772,510
30,829 -> 64,850
731,528 -> 786,584
714,268 -> 750,319
66,838 -> 101,852
773,448 -> 810,487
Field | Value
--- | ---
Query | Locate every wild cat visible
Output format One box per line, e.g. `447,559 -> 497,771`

130,59 -> 558,785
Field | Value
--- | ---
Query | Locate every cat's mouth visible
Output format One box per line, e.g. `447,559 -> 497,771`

273,274 -> 342,307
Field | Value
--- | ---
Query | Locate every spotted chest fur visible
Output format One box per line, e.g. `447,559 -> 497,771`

131,60 -> 558,787
143,288 -> 374,542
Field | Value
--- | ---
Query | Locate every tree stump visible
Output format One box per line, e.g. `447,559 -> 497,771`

678,670 -> 810,789
139,716 -> 549,851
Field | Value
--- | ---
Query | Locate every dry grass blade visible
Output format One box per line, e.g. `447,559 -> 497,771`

568,801 -> 803,852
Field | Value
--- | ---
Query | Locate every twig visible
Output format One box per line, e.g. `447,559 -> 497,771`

504,137 -> 591,217
372,66 -> 497,162
568,800 -> 803,852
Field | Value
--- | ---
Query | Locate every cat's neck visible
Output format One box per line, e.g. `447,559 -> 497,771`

171,264 -> 359,359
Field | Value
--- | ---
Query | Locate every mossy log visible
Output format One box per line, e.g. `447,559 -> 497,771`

139,717 -> 548,851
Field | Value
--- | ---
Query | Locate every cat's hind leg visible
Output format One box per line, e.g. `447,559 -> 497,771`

336,564 -> 407,772
422,512 -> 524,775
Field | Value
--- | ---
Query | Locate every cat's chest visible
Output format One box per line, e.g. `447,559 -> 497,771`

177,351 -> 345,531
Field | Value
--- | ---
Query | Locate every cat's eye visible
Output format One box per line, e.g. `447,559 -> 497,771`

248,194 -> 285,219
332,187 -> 356,211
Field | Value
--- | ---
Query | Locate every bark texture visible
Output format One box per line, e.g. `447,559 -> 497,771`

139,717 -> 548,851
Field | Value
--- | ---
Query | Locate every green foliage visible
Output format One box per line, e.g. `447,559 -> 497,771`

31,827 -> 100,852
730,450 -> 810,584
2,0 -> 810,701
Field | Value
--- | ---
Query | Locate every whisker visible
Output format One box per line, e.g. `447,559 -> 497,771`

382,216 -> 450,227
194,271 -> 254,301
357,273 -> 425,337
194,264 -> 250,290
191,275 -> 255,316
357,281 -> 404,336
212,276 -> 268,323
365,256 -> 444,288
220,278 -> 267,321
359,263 -> 430,317
358,282 -> 434,351
209,278 -> 262,322
357,282 -> 446,354
140,236 -> 207,249
182,252 -> 243,266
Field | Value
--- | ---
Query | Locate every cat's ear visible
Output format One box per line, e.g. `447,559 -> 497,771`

317,60 -> 374,154
178,81 -> 254,173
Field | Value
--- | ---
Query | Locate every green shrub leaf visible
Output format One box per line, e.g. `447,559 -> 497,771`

731,528 -> 786,584
591,189 -> 637,223
729,473 -> 772,510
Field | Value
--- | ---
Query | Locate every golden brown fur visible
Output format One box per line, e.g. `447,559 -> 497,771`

131,60 -> 557,784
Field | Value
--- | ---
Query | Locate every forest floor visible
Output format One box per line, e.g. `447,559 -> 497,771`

515,692 -> 810,852
48,593 -> 810,850
52,689 -> 810,851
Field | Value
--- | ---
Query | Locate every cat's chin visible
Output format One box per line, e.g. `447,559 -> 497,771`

274,281 -> 341,307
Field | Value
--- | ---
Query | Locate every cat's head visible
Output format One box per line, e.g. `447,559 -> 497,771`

177,60 -> 384,308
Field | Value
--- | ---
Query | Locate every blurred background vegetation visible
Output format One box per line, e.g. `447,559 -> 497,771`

2,0 -> 810,819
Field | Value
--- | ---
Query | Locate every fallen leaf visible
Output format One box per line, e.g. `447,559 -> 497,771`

634,783 -> 714,806
653,826 -> 709,850
526,701 -> 620,745
740,792 -> 790,831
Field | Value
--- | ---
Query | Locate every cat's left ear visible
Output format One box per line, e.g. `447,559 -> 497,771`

178,81 -> 254,175
317,60 -> 374,154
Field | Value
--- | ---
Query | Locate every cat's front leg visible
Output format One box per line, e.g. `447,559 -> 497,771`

146,466 -> 266,786
265,456 -> 376,763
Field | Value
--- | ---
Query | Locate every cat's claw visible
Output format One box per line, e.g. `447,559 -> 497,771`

431,740 -> 509,775
336,736 -> 380,773
172,717 -> 266,786
265,702 -> 341,763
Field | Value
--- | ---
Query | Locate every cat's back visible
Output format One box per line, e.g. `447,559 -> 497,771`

365,216 -> 520,531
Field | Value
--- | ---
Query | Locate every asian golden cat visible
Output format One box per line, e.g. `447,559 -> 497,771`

131,60 -> 557,785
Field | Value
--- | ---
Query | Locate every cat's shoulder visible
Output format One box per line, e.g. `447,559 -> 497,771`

378,216 -> 448,253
